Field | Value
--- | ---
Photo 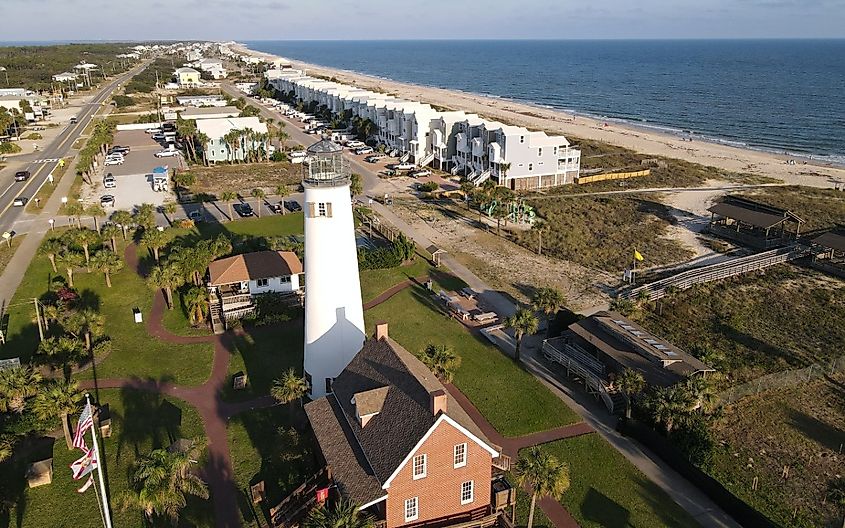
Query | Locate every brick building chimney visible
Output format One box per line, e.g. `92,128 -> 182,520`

430,389 -> 448,416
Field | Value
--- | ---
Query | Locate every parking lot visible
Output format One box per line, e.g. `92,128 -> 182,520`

81,129 -> 185,211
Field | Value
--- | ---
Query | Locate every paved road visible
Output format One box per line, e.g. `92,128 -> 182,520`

0,62 -> 149,236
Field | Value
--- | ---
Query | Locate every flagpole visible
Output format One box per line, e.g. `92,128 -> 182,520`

85,393 -> 114,528
91,473 -> 107,528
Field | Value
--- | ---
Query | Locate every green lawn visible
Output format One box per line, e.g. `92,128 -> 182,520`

359,255 -> 433,303
0,234 -> 24,277
1,239 -> 214,386
363,277 -> 581,437
3,388 -> 212,528
227,406 -> 317,527
537,434 -> 699,528
198,213 -> 304,239
222,322 -> 304,402
160,285 -> 214,337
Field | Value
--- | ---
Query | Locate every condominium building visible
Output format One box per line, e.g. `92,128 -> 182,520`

268,71 -> 581,189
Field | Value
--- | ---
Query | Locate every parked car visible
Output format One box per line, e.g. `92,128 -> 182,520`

69,117 -> 78,124
282,200 -> 301,213
151,133 -> 166,141
409,169 -> 432,178
14,170 -> 30,182
103,174 -> 116,188
100,195 -> 115,207
390,162 -> 415,171
145,128 -> 162,134
235,203 -> 255,217
110,145 -> 130,154
155,149 -> 180,158
104,157 -> 124,166
270,202 -> 283,214
346,140 -> 365,149
188,210 -> 204,222
365,155 -> 385,163
12,197 -> 28,207
355,147 -> 374,155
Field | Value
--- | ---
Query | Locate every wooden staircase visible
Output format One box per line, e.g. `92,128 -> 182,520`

209,292 -> 225,335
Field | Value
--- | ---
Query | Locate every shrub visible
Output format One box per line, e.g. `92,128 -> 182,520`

25,132 -> 43,140
419,181 -> 438,193
93,338 -> 112,358
271,150 -> 287,162
113,95 -> 134,108
358,246 -> 403,270
0,142 -> 22,154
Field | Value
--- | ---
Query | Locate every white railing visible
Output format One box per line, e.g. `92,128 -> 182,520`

543,340 -> 620,414
419,152 -> 435,167
473,170 -> 492,186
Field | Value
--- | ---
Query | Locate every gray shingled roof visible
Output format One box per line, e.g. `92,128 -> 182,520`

306,335 -> 498,501
304,397 -> 384,506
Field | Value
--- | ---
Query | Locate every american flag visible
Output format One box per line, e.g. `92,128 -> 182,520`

72,402 -> 94,449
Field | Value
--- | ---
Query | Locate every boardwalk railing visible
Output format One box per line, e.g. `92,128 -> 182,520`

621,246 -> 806,301
542,339 -> 622,415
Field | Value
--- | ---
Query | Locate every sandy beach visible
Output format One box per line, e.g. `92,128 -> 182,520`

232,43 -> 845,190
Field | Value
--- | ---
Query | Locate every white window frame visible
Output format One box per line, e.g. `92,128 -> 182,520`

412,454 -> 427,480
461,481 -> 474,505
404,497 -> 419,522
454,443 -> 467,468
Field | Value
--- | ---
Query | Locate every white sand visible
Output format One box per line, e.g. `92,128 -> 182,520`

234,43 -> 845,190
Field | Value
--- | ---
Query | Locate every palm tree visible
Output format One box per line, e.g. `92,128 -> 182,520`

503,308 -> 539,362
162,202 -> 178,226
0,435 -> 15,463
275,186 -> 288,215
39,238 -> 63,273
32,380 -> 81,449
57,250 -> 84,287
100,223 -> 122,252
0,365 -> 42,413
220,191 -> 237,221
134,203 -> 157,230
251,188 -> 266,218
532,287 -> 565,325
615,369 -> 646,419
350,173 -> 363,197
184,286 -> 209,326
86,203 -> 106,232
69,308 -> 105,352
304,499 -> 374,528
685,376 -> 718,415
91,250 -> 124,287
271,368 -> 308,419
147,263 -> 184,310
420,344 -> 462,383
65,201 -> 85,227
63,228 -> 98,270
111,210 -> 134,240
119,439 -> 209,525
647,385 -> 694,434
38,335 -> 85,380
141,227 -> 169,262
531,220 -> 546,255
514,446 -> 570,528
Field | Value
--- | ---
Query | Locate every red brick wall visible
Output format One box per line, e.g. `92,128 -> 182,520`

385,420 -> 493,528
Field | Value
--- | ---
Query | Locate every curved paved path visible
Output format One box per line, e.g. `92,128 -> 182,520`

362,274 -> 429,310
81,244 -> 277,528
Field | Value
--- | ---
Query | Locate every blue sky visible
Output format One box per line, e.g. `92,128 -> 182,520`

1,0 -> 843,40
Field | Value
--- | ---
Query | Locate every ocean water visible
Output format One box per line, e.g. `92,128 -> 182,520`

246,40 -> 845,164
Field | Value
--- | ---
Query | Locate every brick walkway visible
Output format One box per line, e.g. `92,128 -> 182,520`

80,244 -> 277,528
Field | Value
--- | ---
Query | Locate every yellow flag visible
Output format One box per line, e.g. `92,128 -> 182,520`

58,158 -> 65,167
634,250 -> 644,262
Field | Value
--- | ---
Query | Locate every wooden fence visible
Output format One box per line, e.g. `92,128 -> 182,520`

576,169 -> 650,185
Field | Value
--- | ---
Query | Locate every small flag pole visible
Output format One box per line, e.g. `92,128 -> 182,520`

85,393 -> 114,528
90,475 -> 107,528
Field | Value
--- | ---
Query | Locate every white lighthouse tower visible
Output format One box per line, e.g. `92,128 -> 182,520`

302,139 -> 366,399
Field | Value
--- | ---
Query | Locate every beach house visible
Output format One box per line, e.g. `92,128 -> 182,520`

300,323 -> 514,528
195,116 -> 269,163
207,250 -> 303,323
175,67 -> 201,88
